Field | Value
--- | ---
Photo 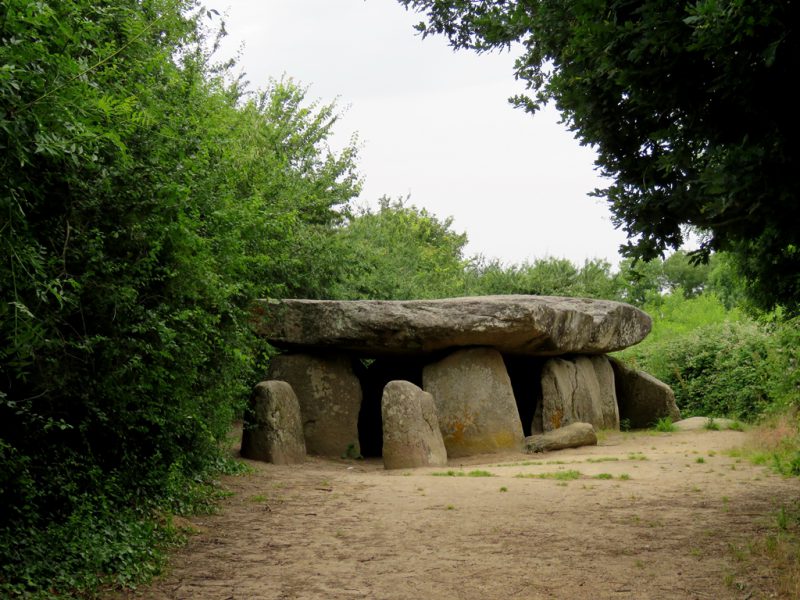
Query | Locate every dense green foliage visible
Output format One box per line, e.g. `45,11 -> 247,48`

399,0 -> 800,312
2,1 -> 798,595
0,1 -> 358,595
333,197 -> 468,300
619,292 -> 799,421
464,256 -> 621,299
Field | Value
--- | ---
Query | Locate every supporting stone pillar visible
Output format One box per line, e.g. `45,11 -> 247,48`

423,347 -> 524,458
268,353 -> 362,457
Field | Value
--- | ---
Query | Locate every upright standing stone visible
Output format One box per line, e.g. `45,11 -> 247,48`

268,353 -> 362,457
541,358 -> 601,431
423,348 -> 524,458
540,356 -> 620,431
590,355 -> 620,430
241,381 -> 306,464
381,380 -> 447,470
357,357 -> 427,458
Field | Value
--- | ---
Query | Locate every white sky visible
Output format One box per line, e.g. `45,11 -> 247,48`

209,0 -> 631,267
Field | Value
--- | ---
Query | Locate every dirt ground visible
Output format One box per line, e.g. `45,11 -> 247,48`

116,428 -> 800,600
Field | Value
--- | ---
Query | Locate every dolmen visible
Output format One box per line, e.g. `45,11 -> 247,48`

241,295 -> 681,468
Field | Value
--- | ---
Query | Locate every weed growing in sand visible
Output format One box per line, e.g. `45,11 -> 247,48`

467,470 -> 494,477
446,504 -> 455,510
594,473 -> 613,480
705,417 -> 721,431
431,469 -> 495,477
586,457 -> 620,463
515,470 -> 582,481
499,486 -> 508,492
627,453 -> 648,461
248,494 -> 269,503
655,417 -> 677,432
728,502 -> 800,598
738,415 -> 800,477
619,473 -> 631,480
494,460 -> 542,467
696,457 -> 706,464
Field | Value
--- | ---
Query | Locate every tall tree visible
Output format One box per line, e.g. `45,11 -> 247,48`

0,1 -> 359,593
399,0 -> 800,311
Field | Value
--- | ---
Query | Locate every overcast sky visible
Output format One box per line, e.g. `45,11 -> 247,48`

209,0 -> 631,267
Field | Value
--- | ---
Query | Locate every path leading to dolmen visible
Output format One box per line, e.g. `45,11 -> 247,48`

116,429 -> 800,600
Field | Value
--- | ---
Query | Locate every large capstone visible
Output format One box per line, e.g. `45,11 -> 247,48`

381,380 -> 448,470
423,348 -> 525,458
241,381 -> 306,464
252,295 -> 651,357
268,353 -> 362,458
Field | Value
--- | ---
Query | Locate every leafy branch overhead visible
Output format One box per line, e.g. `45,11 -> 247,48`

400,0 -> 800,311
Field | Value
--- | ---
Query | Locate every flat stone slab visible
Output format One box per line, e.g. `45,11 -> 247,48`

252,295 -> 651,357
672,416 -> 740,431
525,422 -> 598,453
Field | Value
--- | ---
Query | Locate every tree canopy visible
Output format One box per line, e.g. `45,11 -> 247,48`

399,0 -> 800,311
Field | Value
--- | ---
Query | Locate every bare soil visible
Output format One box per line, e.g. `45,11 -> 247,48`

115,429 -> 800,600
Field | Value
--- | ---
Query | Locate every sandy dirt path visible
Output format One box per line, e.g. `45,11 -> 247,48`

115,429 -> 800,600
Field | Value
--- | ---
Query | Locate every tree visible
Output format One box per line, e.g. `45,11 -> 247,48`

464,256 -> 621,299
399,0 -> 800,311
0,1 -> 359,593
333,197 -> 468,299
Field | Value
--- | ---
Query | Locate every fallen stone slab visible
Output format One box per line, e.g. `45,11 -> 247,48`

610,358 -> 681,429
252,295 -> 651,357
672,416 -> 741,431
525,422 -> 598,453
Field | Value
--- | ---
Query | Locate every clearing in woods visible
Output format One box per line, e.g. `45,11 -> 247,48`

113,428 -> 800,599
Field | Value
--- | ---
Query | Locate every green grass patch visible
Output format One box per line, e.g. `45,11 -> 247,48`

494,460 -> 542,467
515,470 -> 582,481
593,473 -> 614,479
586,457 -> 620,463
732,414 -> 800,477
628,453 -> 649,461
431,469 -> 495,477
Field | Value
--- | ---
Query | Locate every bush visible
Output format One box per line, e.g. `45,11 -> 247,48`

629,320 -> 772,420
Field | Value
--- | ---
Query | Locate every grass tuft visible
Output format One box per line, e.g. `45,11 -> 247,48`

515,470 -> 582,481
654,416 -> 677,432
